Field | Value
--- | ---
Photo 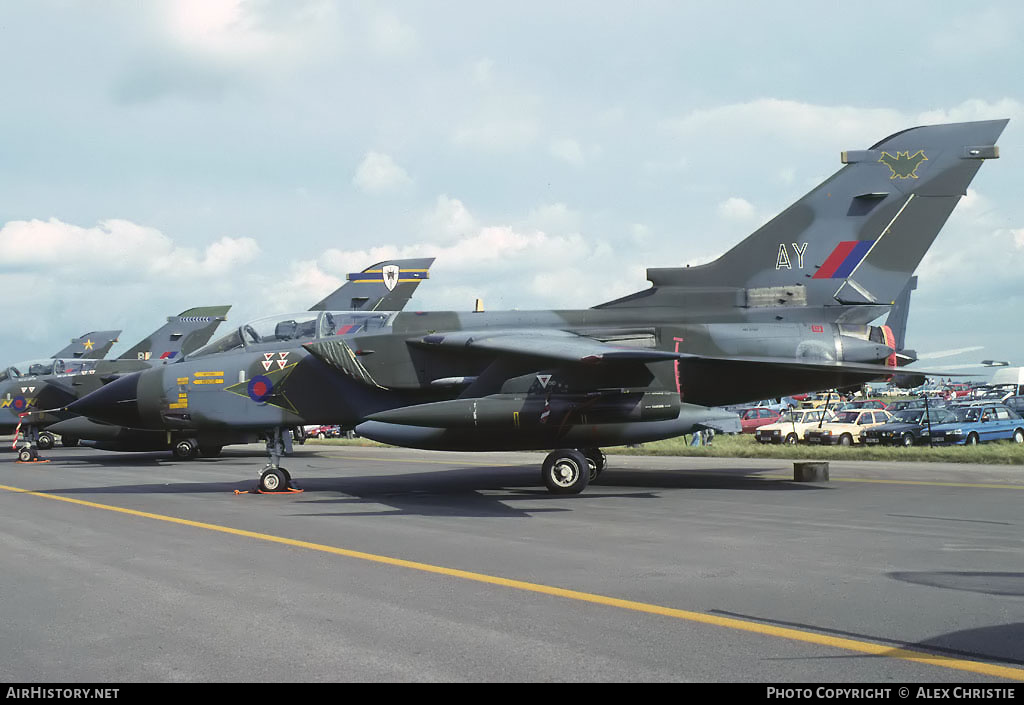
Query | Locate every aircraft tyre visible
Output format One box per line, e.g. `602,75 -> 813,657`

902,433 -> 915,447
579,447 -> 606,482
259,467 -> 288,493
18,447 -> 36,462
542,449 -> 589,495
61,436 -> 79,448
199,445 -> 223,458
37,432 -> 55,451
173,439 -> 198,460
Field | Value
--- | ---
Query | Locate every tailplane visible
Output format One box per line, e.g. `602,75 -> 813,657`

117,306 -> 230,361
597,119 -> 1007,322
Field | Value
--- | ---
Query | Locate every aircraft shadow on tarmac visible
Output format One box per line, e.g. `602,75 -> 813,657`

889,571 -> 1024,598
899,622 -> 1024,666
713,609 -> 1024,667
19,454 -> 826,519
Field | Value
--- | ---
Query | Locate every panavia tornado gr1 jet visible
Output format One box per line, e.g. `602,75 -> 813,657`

3,306 -> 230,453
67,119 -> 1006,494
25,258 -> 434,458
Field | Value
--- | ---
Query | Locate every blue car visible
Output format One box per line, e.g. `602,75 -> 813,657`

925,403 -> 1024,446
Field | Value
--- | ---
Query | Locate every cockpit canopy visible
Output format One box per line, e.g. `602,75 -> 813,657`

188,310 -> 392,359
0,358 -> 97,382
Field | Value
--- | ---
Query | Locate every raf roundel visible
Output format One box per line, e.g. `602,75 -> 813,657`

11,396 -> 28,412
247,375 -> 273,403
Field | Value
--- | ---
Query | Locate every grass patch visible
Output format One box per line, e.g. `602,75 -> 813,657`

607,433 -> 1024,464
307,437 -> 388,448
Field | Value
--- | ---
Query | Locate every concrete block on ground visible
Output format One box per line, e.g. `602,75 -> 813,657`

793,461 -> 829,482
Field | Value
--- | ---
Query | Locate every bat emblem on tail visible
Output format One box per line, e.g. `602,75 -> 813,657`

878,150 -> 928,179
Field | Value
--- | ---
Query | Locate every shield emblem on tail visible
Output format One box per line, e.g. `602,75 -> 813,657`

382,264 -> 400,291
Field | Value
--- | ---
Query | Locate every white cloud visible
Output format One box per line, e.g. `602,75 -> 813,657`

0,217 -> 266,358
472,58 -> 494,86
422,195 -> 478,242
367,11 -> 417,55
352,151 -> 412,194
549,138 -> 585,166
717,197 -> 757,222
161,0 -> 338,62
0,218 -> 260,279
1013,229 -> 1024,250
525,203 -> 581,235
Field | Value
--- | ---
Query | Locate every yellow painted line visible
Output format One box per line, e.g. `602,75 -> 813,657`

761,474 -> 1024,490
0,482 -> 1021,681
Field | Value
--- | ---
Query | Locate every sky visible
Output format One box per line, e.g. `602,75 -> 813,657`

1,1 -> 1021,378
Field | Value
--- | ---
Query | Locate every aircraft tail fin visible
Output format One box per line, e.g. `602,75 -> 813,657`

51,330 -> 121,360
309,258 -> 435,312
884,275 -> 916,354
596,119 -> 1007,319
117,306 -> 231,361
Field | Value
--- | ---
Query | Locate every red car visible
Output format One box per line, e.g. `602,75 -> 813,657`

737,407 -> 782,433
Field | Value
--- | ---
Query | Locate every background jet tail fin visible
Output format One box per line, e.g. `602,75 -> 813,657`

51,330 -> 121,360
309,257 -> 435,312
117,306 -> 231,361
883,275 -> 916,353
597,119 -> 1007,315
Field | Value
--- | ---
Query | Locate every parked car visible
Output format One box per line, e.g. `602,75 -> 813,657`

804,409 -> 893,446
798,393 -> 839,410
886,398 -> 930,412
924,404 -> 1024,446
309,425 -> 342,439
860,407 -> 959,447
836,398 -> 888,411
1003,396 -> 1024,414
755,408 -> 836,445
736,407 -> 782,433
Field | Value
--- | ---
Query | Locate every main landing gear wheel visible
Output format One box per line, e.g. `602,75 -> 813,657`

259,466 -> 291,493
37,433 -> 55,451
173,439 -> 198,460
541,449 -> 589,495
579,447 -> 606,482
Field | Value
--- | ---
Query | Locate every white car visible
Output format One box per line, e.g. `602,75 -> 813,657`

755,408 -> 836,445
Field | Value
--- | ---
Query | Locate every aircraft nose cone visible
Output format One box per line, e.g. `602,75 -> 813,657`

68,372 -> 143,427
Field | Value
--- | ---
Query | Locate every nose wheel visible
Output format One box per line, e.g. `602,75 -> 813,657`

259,465 -> 293,493
252,427 -> 301,493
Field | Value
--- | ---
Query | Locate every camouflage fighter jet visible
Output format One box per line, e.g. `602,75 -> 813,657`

3,306 -> 230,453
33,258 -> 434,458
67,120 -> 1005,493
